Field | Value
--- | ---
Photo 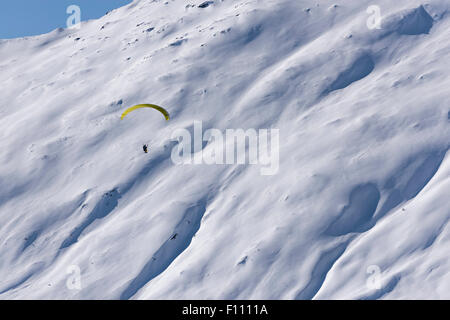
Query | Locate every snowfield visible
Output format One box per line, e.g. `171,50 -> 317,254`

0,0 -> 449,299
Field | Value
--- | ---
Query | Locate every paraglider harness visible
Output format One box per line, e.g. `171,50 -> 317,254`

143,144 -> 148,153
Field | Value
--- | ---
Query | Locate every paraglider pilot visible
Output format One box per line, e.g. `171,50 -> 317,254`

143,144 -> 149,153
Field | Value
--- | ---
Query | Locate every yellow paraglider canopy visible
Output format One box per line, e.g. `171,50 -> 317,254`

120,104 -> 170,121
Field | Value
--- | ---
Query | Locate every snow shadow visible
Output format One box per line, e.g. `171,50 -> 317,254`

0,262 -> 45,295
295,242 -> 348,299
376,150 -> 446,220
325,184 -> 380,236
394,6 -> 434,35
60,189 -> 121,249
120,202 -> 207,299
321,54 -> 375,96
228,24 -> 263,47
325,150 -> 446,239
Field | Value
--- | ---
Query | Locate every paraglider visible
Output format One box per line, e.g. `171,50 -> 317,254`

120,104 -> 170,121
120,104 -> 170,154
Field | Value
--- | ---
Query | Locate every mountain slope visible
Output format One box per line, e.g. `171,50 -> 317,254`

0,0 -> 449,299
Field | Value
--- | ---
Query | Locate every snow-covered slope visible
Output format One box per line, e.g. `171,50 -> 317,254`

0,0 -> 449,299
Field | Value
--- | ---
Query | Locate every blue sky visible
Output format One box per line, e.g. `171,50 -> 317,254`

0,0 -> 133,39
